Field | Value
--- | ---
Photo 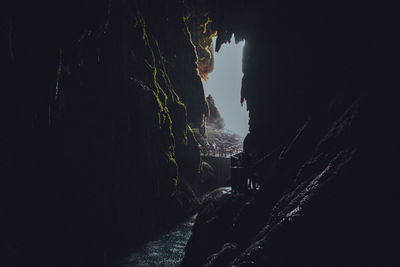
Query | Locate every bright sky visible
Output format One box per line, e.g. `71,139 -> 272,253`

202,36 -> 248,138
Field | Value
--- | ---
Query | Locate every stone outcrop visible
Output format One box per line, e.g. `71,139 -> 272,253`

181,187 -> 251,267
182,95 -> 400,266
205,94 -> 224,130
1,1 -> 209,266
180,0 -> 399,266
199,95 -> 242,155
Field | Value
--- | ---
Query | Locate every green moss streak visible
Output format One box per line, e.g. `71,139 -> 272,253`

183,13 -> 198,64
135,10 -> 197,189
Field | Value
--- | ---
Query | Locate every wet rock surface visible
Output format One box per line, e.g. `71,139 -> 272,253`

181,96 -> 400,266
179,1 -> 399,266
181,188 -> 251,267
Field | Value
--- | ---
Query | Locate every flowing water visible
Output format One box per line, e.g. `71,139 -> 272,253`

120,216 -> 195,267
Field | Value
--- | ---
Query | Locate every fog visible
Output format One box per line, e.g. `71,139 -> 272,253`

202,36 -> 248,138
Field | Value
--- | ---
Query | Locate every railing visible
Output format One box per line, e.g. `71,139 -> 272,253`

200,149 -> 237,158
230,152 -> 260,193
230,150 -> 278,194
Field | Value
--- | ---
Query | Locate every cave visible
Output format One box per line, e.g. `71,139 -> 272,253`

1,0 -> 399,266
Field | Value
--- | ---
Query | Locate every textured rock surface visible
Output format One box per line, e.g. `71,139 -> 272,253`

1,0 -> 398,266
182,95 -> 400,266
205,94 -> 224,130
180,0 -> 399,266
181,188 -> 251,267
1,1 -> 208,266
198,95 -> 242,155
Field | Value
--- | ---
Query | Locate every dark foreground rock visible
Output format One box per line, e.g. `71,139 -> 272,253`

179,0 -> 399,266
181,95 -> 400,266
1,1 -> 207,266
181,187 -> 252,267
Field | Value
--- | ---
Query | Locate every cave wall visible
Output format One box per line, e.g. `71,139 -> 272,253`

198,156 -> 230,194
205,0 -> 392,151
1,0 -> 398,265
181,0 -> 400,266
1,0 -> 208,266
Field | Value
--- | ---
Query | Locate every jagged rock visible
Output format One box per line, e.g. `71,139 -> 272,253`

205,243 -> 239,267
181,95 -> 400,266
181,187 -> 251,267
179,0 -> 399,266
197,94 -> 242,156
1,1 -> 208,266
205,94 -> 224,130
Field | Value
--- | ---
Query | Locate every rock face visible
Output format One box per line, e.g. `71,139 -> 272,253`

1,1 -> 208,266
205,94 -> 224,130
181,188 -> 251,267
198,94 -> 242,155
180,0 -> 400,266
1,0 -> 399,266
198,156 -> 231,194
182,96 -> 400,266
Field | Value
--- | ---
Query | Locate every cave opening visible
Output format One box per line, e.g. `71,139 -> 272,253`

201,35 -> 247,157
2,1 -> 398,266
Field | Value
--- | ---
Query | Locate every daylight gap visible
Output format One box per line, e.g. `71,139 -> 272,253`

200,35 -> 248,158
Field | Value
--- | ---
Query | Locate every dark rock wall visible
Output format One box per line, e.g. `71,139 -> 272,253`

1,1 -> 207,266
181,0 -> 399,266
199,156 -> 230,194
206,0 -> 392,151
1,0 -> 398,265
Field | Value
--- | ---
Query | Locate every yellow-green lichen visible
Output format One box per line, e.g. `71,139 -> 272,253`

183,13 -> 198,64
136,11 -> 173,136
200,17 -> 212,34
135,9 -> 197,189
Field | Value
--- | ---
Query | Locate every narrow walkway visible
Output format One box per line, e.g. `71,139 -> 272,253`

120,216 -> 196,267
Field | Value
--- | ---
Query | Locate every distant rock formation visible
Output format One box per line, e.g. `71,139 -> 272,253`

195,94 -> 242,157
205,94 -> 224,130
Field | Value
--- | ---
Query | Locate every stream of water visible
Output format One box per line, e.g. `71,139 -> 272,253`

120,216 -> 195,267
